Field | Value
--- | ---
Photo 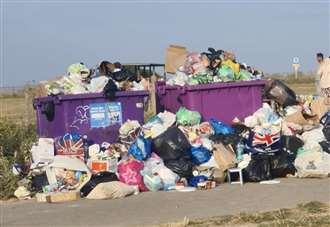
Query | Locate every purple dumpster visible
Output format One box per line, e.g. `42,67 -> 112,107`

34,91 -> 148,144
156,80 -> 266,124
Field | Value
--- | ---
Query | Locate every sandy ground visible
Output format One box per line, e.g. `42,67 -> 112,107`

1,178 -> 330,227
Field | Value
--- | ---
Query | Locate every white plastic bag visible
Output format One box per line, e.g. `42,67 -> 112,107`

294,151 -> 330,178
301,127 -> 325,153
166,71 -> 189,86
31,138 -> 55,164
86,181 -> 137,200
88,76 -> 109,93
244,103 -> 279,128
143,153 -> 179,189
157,111 -> 176,129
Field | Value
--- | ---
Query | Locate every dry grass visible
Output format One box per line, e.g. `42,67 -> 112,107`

0,97 -> 36,123
267,73 -> 317,95
288,83 -> 316,95
158,202 -> 330,227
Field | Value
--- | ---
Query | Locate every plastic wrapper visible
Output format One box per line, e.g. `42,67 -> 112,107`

119,120 -> 141,145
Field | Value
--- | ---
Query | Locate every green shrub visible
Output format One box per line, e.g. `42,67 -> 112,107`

0,119 -> 37,163
0,157 -> 18,199
0,119 -> 37,199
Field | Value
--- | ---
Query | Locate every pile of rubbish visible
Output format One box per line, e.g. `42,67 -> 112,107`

166,47 -> 264,86
13,79 -> 330,202
39,62 -> 148,96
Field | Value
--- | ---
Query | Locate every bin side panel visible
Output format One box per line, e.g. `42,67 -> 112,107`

35,93 -> 146,144
35,98 -> 66,138
161,88 -> 182,113
156,81 -> 265,124
186,84 -> 264,123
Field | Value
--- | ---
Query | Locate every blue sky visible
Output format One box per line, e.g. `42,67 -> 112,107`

1,0 -> 329,86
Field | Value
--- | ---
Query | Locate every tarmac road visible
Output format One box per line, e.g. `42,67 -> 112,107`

1,178 -> 330,227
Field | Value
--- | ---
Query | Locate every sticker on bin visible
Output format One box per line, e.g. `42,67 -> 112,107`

136,103 -> 143,108
90,102 -> 122,128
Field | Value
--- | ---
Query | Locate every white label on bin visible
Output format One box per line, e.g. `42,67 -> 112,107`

136,103 -> 143,108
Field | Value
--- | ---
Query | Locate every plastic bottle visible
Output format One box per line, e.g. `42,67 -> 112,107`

82,135 -> 89,163
236,141 -> 244,161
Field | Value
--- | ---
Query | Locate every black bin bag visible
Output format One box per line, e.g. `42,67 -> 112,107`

264,80 -> 297,107
31,173 -> 49,192
270,150 -> 296,178
152,126 -> 191,162
319,141 -> 330,154
320,111 -> 330,141
243,154 -> 272,182
80,172 -> 118,197
165,156 -> 193,178
280,135 -> 304,157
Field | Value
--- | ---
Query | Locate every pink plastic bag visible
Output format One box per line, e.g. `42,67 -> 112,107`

183,53 -> 208,75
118,159 -> 148,191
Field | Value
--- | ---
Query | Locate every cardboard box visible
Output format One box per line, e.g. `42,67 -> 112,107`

36,192 -> 50,202
213,143 -> 237,171
45,156 -> 92,192
46,191 -> 80,203
165,45 -> 188,73
311,97 -> 330,120
285,111 -> 318,126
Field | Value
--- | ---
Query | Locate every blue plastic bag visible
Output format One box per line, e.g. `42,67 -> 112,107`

189,146 -> 211,165
128,136 -> 152,161
210,119 -> 234,135
188,175 -> 208,187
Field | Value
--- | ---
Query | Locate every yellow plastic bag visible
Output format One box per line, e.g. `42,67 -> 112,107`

222,59 -> 240,74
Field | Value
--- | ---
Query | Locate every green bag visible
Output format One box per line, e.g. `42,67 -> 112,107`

237,71 -> 253,81
67,63 -> 89,75
188,72 -> 213,85
176,107 -> 201,126
216,65 -> 235,82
